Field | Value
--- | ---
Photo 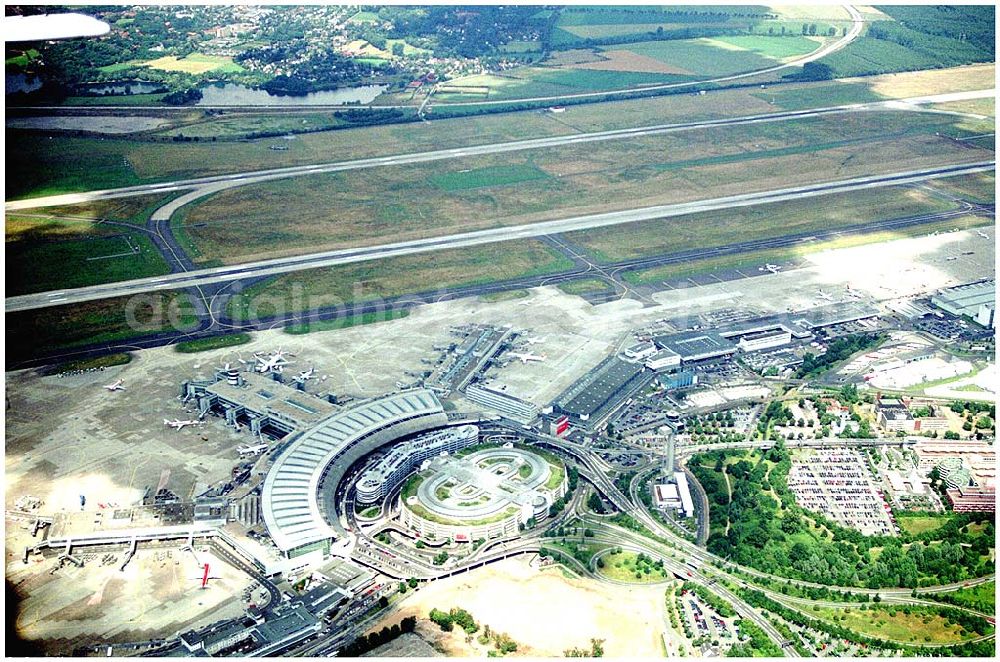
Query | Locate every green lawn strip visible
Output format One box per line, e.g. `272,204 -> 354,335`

284,309 -> 410,334
926,581 -> 995,614
405,500 -> 518,527
557,279 -> 612,295
62,93 -> 167,106
6,292 -> 201,358
430,163 -> 551,191
479,289 -> 529,302
226,240 -> 574,321
174,333 -> 252,353
49,352 -> 132,374
621,214 -> 991,285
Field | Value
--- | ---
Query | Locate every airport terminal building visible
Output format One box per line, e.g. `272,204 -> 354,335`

260,389 -> 448,560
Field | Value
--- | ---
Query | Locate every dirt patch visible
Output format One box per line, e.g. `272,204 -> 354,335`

571,50 -> 692,74
848,63 -> 995,99
371,556 -> 669,657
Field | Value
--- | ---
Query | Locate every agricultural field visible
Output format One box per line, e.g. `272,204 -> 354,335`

6,291 -> 199,361
616,39 -> 777,77
569,185 -> 957,263
706,34 -> 822,60
225,239 -> 574,320
852,63 -> 995,99
807,604 -> 991,645
820,6 -> 994,78
143,53 -> 244,74
179,109 -> 989,264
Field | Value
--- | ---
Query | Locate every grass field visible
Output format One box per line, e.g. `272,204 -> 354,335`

809,605 -> 989,645
61,93 -> 167,107
284,309 -> 410,334
431,163 -> 550,191
925,172 -> 996,205
174,333 -> 251,353
225,239 -> 574,320
937,581 -> 995,614
569,185 -> 956,263
622,213 -> 992,285
751,82 -> 884,110
6,291 -> 200,360
181,110 -> 985,265
897,514 -> 954,536
12,62 -> 990,200
596,551 -> 671,584
6,216 -> 171,296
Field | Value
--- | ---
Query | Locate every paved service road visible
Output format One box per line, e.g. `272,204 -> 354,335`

7,161 -> 994,313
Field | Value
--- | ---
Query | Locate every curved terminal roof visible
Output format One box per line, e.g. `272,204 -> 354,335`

262,389 -> 443,553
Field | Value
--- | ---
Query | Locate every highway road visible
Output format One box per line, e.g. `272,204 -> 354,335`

7,161 -> 994,313
7,88 -> 992,214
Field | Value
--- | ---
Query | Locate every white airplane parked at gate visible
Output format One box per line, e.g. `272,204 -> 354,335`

237,443 -> 268,457
816,291 -> 834,302
293,367 -> 316,383
758,263 -> 782,274
252,349 -> 293,374
523,336 -> 546,345
508,352 -> 546,364
103,379 -> 125,391
164,419 -> 202,430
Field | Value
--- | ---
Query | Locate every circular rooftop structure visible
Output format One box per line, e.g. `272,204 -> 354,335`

400,445 -> 567,540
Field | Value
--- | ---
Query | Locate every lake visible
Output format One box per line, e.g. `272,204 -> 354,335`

196,83 -> 387,106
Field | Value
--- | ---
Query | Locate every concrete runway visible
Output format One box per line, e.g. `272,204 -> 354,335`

7,161 -> 994,313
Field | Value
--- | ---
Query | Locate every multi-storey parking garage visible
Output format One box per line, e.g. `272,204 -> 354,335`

261,389 -> 448,558
354,425 -> 480,506
400,446 -> 567,541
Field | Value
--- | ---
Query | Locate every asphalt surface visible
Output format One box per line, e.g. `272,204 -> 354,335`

8,161 -> 994,314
